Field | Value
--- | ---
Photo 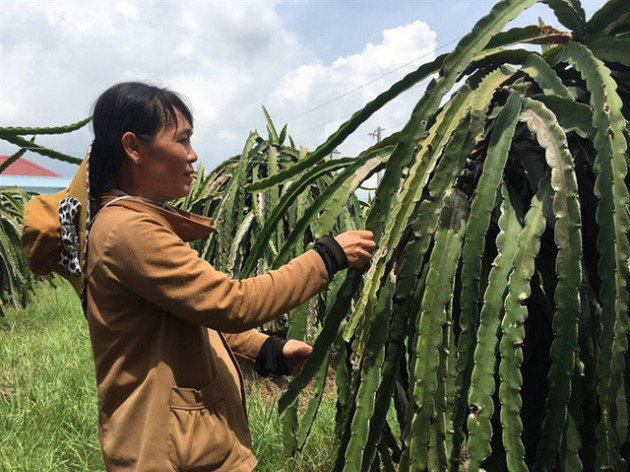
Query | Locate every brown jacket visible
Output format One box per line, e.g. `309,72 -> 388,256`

85,192 -> 330,471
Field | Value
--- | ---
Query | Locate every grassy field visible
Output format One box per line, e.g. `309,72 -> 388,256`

0,280 -> 337,471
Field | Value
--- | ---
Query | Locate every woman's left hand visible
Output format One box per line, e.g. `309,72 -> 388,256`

282,339 -> 313,376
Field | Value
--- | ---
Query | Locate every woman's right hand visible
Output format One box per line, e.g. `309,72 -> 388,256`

334,230 -> 377,269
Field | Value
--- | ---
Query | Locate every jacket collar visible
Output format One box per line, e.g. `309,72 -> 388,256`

99,192 -> 217,242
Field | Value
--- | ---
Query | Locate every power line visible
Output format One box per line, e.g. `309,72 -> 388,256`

281,35 -> 462,124
281,35 -> 464,137
293,110 -> 356,136
280,2 -> 604,135
291,70 -> 431,137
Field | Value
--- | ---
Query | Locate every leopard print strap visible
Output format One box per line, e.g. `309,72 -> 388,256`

58,197 -> 82,276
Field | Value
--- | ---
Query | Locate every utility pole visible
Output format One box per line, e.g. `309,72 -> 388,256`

368,126 -> 384,143
325,148 -> 341,162
369,127 -> 385,185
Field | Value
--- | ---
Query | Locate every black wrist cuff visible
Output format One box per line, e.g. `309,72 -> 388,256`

313,234 -> 349,281
255,335 -> 289,377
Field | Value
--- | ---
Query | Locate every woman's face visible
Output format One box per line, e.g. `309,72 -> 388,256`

119,108 -> 198,202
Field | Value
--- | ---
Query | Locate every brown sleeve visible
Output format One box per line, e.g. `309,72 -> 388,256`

222,329 -> 269,362
104,214 -> 329,332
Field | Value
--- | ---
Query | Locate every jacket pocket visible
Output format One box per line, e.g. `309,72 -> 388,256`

167,377 -> 235,471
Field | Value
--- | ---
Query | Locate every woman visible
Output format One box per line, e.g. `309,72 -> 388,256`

84,82 -> 376,471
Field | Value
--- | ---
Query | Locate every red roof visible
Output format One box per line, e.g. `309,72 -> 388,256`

0,155 -> 61,177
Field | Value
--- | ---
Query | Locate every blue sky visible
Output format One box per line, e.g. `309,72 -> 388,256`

0,0 -> 605,180
280,1 -> 606,59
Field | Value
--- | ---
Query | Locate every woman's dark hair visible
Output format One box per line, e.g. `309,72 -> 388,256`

89,81 -> 193,206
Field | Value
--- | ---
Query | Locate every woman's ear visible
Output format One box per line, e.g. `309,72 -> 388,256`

121,132 -> 143,164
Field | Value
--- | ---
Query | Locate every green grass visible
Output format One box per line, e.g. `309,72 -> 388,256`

0,280 -> 338,471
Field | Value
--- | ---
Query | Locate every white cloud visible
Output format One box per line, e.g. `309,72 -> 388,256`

116,0 -> 138,19
217,129 -> 237,141
268,20 -> 437,158
1,2 -> 436,185
1,1 -> 304,175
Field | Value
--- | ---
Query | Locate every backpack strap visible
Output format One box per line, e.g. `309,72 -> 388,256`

81,195 -> 136,317
87,196 -> 136,227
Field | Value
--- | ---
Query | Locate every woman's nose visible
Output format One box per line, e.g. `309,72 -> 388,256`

188,146 -> 198,163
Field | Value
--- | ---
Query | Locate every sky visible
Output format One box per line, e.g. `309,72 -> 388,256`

0,0 -> 606,182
